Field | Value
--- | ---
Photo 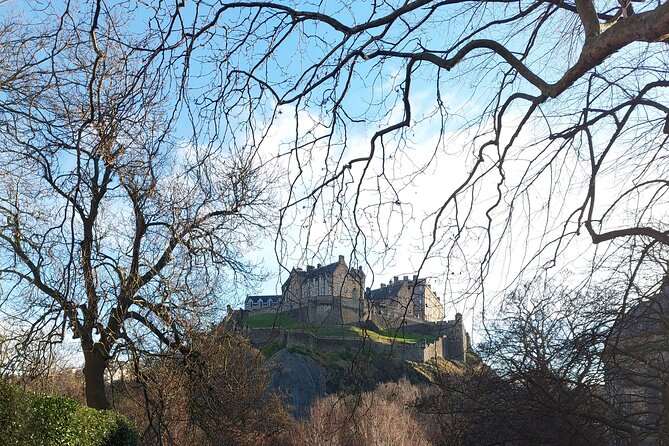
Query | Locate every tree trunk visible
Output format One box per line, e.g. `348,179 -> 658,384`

82,343 -> 111,410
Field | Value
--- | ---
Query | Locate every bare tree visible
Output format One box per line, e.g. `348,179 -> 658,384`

146,0 -> 669,300
447,276 -> 668,445
0,3 -> 272,409
111,328 -> 292,446
3,0 -> 668,417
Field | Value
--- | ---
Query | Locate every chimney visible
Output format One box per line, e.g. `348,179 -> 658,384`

393,276 -> 398,283
381,283 -> 386,288
317,263 -> 322,268
412,275 -> 418,281
338,255 -> 345,263
403,275 -> 408,281
307,265 -> 314,272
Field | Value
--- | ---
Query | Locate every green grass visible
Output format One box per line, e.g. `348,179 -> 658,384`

374,327 -> 437,344
243,313 -> 436,345
261,341 -> 283,358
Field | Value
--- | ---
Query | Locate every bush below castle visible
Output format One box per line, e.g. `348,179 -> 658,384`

0,378 -> 138,446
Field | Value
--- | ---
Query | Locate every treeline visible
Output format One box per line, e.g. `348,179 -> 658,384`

4,280 -> 666,445
0,335 -> 628,446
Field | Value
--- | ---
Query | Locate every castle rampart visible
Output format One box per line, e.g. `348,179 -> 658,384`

241,255 -> 471,363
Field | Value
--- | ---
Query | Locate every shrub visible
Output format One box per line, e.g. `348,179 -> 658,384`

292,381 -> 432,446
111,331 -> 293,446
0,378 -> 138,446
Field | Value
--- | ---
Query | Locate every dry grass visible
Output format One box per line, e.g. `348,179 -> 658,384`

288,379 -> 432,446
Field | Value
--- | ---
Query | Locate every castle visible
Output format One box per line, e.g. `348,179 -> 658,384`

604,285 -> 669,445
243,255 -> 470,362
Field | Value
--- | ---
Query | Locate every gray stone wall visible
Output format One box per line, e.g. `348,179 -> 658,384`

282,257 -> 366,306
423,338 -> 445,362
246,327 -> 286,347
242,299 -> 468,362
304,296 -> 363,325
422,286 -> 445,322
246,326 -> 466,363
361,308 -> 467,362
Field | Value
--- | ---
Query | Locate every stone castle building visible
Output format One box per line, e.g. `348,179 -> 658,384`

243,255 -> 469,362
368,275 -> 444,322
282,255 -> 366,302
604,286 -> 669,445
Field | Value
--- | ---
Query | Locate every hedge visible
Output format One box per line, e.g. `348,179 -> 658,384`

0,379 -> 138,446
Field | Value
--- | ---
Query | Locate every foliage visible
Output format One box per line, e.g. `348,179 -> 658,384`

415,279 -> 662,445
418,365 -> 610,445
0,379 -> 137,446
481,278 -> 616,383
289,380 -> 432,446
0,3 -> 271,409
112,330 -> 292,446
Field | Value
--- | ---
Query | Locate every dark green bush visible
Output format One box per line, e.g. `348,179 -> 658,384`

0,379 -> 138,446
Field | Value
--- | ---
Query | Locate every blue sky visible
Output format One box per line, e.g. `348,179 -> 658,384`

3,0 -> 667,336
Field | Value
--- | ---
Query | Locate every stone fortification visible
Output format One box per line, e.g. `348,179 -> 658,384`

241,255 -> 472,362
245,326 -> 464,362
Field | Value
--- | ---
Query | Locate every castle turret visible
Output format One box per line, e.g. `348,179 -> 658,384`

442,313 -> 467,362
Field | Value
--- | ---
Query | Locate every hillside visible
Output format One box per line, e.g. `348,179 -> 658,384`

258,332 -> 471,417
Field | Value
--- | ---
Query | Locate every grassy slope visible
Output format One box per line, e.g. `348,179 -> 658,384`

243,313 -> 436,344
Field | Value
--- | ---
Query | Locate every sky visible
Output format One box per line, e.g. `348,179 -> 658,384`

161,1 -> 669,338
2,0 -> 667,344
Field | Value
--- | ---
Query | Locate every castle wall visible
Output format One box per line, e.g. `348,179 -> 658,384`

283,273 -> 305,307
306,296 -> 363,325
246,327 -> 286,347
423,286 -> 445,322
283,257 -> 366,305
330,263 -> 365,299
442,314 -> 467,362
363,304 -> 424,329
423,338 -> 445,362
242,301 -> 468,362
370,278 -> 445,322
246,325 -> 465,363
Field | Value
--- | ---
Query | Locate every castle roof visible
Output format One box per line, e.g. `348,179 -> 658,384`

282,255 -> 365,289
368,276 -> 428,301
367,281 -> 406,301
245,295 -> 283,304
294,261 -> 341,279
